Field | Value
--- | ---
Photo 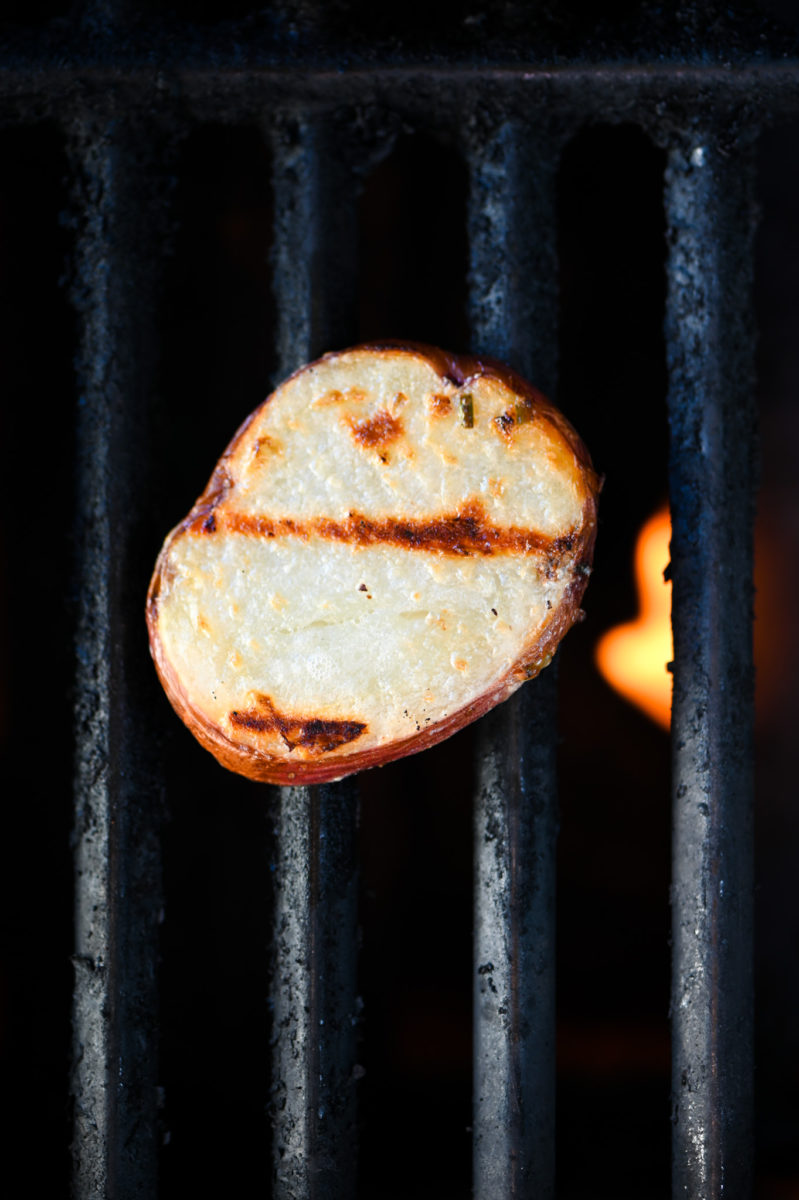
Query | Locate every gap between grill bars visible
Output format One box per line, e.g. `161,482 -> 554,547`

56,55 -> 765,1200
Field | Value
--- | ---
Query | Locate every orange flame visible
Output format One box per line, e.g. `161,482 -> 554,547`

595,506 -> 673,729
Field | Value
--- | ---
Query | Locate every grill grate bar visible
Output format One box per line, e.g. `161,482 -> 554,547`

269,116 -> 361,1200
5,62 -> 799,125
468,120 -> 561,1198
70,110 -> 167,1199
272,784 -> 360,1198
665,133 -> 757,1200
270,114 -> 361,377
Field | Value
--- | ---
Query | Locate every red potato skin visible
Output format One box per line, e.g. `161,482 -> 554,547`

146,343 -> 599,785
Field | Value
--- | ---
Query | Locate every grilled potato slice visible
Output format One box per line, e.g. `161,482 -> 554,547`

147,343 -> 599,784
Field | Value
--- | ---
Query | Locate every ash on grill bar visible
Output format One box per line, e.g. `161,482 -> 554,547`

2,2 -> 799,1198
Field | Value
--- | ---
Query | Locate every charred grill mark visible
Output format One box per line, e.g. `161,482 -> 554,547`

223,512 -> 301,539
347,408 -> 403,450
229,694 -> 366,754
298,718 -> 366,752
317,507 -> 555,557
213,502 -> 567,558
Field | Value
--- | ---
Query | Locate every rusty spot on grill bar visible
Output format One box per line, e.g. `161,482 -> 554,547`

229,694 -> 366,754
347,408 -> 403,450
429,393 -> 452,416
217,501 -> 569,558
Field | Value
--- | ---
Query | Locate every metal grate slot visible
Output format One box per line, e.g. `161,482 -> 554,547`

0,123 -> 75,1199
554,121 -> 671,1194
356,131 -> 469,349
155,122 -> 275,1198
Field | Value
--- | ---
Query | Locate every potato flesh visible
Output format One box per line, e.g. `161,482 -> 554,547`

233,355 -> 581,534
154,350 -> 589,761
159,538 -> 565,747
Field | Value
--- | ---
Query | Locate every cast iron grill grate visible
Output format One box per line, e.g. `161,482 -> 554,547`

1,2 -> 797,1197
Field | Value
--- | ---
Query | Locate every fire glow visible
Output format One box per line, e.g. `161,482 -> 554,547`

595,506 -> 672,730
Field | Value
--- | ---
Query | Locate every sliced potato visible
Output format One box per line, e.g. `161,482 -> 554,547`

147,343 -> 599,783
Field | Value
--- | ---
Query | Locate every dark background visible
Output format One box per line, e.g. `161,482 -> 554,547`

1,7 -> 799,1199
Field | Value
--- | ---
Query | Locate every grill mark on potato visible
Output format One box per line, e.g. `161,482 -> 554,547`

208,502 -> 572,559
229,694 -> 366,754
346,408 -> 403,450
